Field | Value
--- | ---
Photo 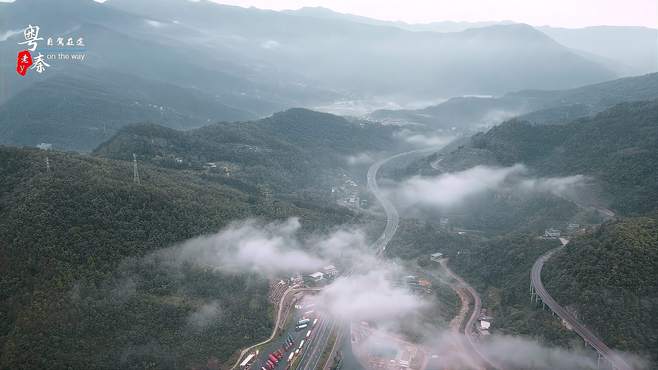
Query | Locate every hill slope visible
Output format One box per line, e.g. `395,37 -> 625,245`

0,68 -> 257,152
370,73 -> 658,129
0,146 -> 352,369
104,0 -> 615,97
413,100 -> 658,215
93,108 -> 400,193
544,217 -> 658,364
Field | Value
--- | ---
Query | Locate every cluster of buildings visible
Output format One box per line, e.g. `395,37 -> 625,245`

429,253 -> 444,263
332,175 -> 367,209
307,265 -> 340,284
544,223 -> 590,239
477,312 -> 494,337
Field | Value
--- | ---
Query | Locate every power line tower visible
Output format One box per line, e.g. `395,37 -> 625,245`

132,153 -> 140,185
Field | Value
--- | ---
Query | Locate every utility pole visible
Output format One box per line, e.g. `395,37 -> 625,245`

133,153 -> 140,184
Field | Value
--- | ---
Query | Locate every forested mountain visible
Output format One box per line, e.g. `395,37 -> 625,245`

1,0 -> 618,147
0,68 -> 257,152
419,100 -> 658,215
370,73 -> 658,130
94,108 -> 401,193
283,7 -> 658,76
0,146 -> 353,369
400,99 -> 658,365
544,217 -> 658,363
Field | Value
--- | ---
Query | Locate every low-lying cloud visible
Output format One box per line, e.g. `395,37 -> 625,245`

309,269 -> 426,323
424,332 -> 649,370
393,164 -> 589,209
394,164 -> 525,208
158,218 -> 326,276
346,152 -> 375,166
394,129 -> 455,147
187,300 -> 222,331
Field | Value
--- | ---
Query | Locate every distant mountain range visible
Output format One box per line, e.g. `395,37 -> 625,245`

284,7 -> 658,76
371,73 -> 658,130
1,0 -> 655,151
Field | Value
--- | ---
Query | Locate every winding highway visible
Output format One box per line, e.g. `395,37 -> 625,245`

367,147 -> 439,255
531,240 -> 631,370
441,260 -> 502,370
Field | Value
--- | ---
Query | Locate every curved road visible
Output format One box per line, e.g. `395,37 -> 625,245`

229,287 -> 321,370
442,260 -> 502,370
531,242 -> 631,370
367,147 -> 439,255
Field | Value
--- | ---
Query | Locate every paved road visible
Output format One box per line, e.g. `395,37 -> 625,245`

230,287 -> 322,370
367,148 -> 439,255
229,286 -> 296,370
531,241 -> 631,370
293,147 -> 441,370
297,317 -> 336,370
441,260 -> 502,370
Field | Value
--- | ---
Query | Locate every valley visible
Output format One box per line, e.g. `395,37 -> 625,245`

1,1 -> 656,369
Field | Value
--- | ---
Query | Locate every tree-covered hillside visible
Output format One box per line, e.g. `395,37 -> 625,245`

371,73 -> 658,128
543,217 -> 658,364
94,108 -> 401,193
0,146 -> 353,369
432,99 -> 658,215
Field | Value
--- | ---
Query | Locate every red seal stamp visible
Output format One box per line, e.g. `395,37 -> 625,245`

16,50 -> 33,76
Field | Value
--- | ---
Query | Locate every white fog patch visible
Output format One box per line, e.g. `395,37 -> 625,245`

422,332 -> 649,370
481,109 -> 523,125
346,152 -> 375,166
394,164 -> 526,208
308,269 -> 426,322
154,218 -> 375,278
160,218 -> 326,277
261,40 -> 280,49
145,19 -> 164,28
0,29 -> 23,42
394,129 -> 455,147
187,300 -> 222,330
393,164 -> 590,209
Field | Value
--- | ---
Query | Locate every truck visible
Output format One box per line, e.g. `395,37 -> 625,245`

240,354 -> 256,368
297,318 -> 311,325
295,324 -> 308,331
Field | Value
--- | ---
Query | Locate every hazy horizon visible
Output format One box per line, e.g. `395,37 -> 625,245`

2,0 -> 655,29
202,0 -> 655,29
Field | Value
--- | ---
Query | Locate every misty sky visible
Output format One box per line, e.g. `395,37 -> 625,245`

1,0 -> 655,28
209,0 -> 657,28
